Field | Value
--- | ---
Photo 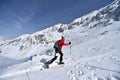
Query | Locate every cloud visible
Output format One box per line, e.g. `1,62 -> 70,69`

15,22 -> 22,29
14,11 -> 36,30
2,1 -> 38,30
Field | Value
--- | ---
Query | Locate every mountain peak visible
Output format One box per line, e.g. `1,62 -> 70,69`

73,0 -> 120,24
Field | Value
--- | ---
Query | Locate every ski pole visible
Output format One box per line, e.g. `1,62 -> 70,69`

26,72 -> 31,80
70,45 -> 76,62
69,46 -> 72,58
70,46 -> 71,54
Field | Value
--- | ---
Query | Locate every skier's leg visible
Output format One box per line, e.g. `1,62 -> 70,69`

47,55 -> 57,64
59,51 -> 63,63
47,48 -> 59,64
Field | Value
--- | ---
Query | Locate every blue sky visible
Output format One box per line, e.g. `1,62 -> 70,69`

0,0 -> 114,39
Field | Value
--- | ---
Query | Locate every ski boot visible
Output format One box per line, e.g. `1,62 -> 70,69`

58,62 -> 64,65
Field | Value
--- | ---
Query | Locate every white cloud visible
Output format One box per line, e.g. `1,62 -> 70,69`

14,20 -> 22,29
13,12 -> 35,30
16,24 -> 22,29
3,2 -> 38,30
13,10 -> 36,30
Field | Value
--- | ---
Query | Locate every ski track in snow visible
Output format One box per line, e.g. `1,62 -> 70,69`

0,57 -> 74,79
67,52 -> 120,80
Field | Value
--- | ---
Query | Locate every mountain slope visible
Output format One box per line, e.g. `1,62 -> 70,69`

0,0 -> 120,80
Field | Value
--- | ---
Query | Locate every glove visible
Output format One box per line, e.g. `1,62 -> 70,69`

69,42 -> 71,45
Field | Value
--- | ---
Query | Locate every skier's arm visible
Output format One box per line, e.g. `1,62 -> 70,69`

63,43 -> 69,46
63,41 -> 71,46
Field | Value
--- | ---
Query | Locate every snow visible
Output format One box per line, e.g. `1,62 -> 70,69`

0,0 -> 120,80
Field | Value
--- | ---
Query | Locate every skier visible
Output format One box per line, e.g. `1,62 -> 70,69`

46,36 -> 71,66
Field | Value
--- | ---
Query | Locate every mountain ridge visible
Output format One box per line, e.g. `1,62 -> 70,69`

0,0 -> 120,57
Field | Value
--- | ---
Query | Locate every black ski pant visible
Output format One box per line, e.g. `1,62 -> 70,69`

48,48 -> 63,64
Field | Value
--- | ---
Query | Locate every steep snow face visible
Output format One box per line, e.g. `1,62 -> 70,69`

66,21 -> 120,80
0,0 -> 120,80
73,0 -> 120,28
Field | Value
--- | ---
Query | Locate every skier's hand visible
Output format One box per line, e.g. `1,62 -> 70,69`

69,42 -> 71,45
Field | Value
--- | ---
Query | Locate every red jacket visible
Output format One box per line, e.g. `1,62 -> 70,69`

59,38 -> 70,50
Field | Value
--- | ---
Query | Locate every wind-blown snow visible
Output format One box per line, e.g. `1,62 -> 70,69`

0,0 -> 120,80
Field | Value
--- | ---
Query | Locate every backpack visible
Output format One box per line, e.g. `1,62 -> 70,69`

54,40 -> 60,49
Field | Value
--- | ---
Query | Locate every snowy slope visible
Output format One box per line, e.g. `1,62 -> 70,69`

0,0 -> 120,80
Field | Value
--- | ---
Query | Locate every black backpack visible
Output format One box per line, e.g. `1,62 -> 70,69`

54,40 -> 60,49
